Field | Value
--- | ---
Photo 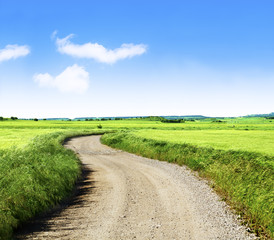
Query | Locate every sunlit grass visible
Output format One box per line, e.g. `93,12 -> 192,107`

0,129 -> 60,149
0,117 -> 273,134
0,118 -> 273,238
133,129 -> 274,156
102,131 -> 274,238
0,130 -> 107,239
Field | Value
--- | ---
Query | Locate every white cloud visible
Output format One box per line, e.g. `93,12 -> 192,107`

56,34 -> 147,64
51,30 -> 58,40
0,44 -> 30,62
33,64 -> 89,94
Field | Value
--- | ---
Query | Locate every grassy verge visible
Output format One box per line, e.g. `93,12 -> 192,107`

0,130 -> 107,239
101,131 -> 274,239
133,129 -> 274,156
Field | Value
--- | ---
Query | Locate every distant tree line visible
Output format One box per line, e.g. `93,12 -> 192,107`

142,116 -> 165,121
84,117 -> 125,121
211,119 -> 226,123
0,116 -> 19,120
161,119 -> 185,123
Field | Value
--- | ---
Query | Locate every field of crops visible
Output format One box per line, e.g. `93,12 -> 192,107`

0,117 -> 273,238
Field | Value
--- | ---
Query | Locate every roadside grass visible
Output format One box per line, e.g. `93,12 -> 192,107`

133,129 -> 274,156
101,131 -> 274,239
0,130 -> 107,239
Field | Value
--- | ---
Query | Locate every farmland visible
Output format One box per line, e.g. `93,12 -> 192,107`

0,117 -> 273,238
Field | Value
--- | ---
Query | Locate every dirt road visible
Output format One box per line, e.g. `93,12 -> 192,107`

17,135 -> 255,239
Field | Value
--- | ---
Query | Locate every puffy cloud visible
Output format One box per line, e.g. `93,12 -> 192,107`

0,44 -> 30,62
34,64 -> 89,94
56,34 -> 147,64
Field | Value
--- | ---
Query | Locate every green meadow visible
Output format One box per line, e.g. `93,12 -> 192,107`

0,117 -> 273,238
0,129 -> 58,149
133,129 -> 274,156
0,117 -> 273,150
0,116 -> 273,131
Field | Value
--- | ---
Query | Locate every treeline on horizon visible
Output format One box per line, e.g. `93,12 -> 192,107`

0,116 -> 205,121
1,112 -> 274,122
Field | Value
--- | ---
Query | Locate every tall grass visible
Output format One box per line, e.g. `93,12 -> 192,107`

0,130 -> 106,239
101,131 -> 274,239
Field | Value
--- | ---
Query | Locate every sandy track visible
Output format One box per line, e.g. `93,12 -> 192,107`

16,135 -> 256,239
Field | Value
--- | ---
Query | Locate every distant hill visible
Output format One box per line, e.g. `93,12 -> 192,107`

161,115 -> 209,120
74,117 -> 97,120
17,113 -> 273,121
70,116 -> 210,121
243,112 -> 274,118
43,118 -> 70,121
42,115 -> 211,121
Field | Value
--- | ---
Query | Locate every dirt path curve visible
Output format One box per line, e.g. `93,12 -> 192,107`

17,135 -> 256,240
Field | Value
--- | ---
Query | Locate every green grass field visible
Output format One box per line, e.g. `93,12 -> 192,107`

0,129 -> 59,149
0,117 -> 274,130
133,129 -> 274,156
0,117 -> 273,150
0,117 -> 273,238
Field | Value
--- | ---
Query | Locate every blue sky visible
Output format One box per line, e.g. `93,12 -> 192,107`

0,0 -> 273,118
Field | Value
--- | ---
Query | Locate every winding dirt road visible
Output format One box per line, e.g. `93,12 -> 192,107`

17,135 -> 255,239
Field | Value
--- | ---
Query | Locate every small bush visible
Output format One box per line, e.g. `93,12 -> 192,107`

161,119 -> 185,123
97,124 -> 102,129
212,120 -> 225,123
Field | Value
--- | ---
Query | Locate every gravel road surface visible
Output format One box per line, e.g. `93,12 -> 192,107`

17,135 -> 256,239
